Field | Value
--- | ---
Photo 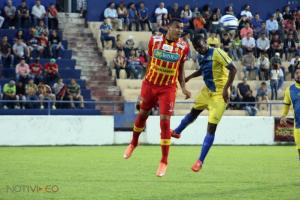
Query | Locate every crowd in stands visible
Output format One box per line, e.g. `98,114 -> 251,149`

0,0 -> 85,110
100,2 -> 300,115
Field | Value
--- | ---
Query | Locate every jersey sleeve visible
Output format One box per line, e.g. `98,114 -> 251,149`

214,48 -> 232,66
282,86 -> 291,116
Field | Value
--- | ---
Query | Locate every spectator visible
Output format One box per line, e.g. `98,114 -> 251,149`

124,36 -> 135,57
0,36 -> 14,67
117,2 -> 128,31
116,34 -> 124,51
155,2 -> 168,27
207,32 -> 220,48
113,50 -> 128,79
208,13 -> 220,34
270,52 -> 285,82
258,22 -> 269,38
230,34 -> 243,61
128,3 -> 139,31
13,39 -> 29,62
283,5 -> 292,20
270,34 -> 283,58
67,79 -> 84,109
2,80 -> 17,109
25,79 -> 39,108
49,30 -> 63,59
38,81 -> 56,109
193,13 -> 206,31
237,77 -> 251,100
31,0 -> 48,27
242,52 -> 258,79
0,10 -> 5,29
241,32 -> 256,53
38,32 -> 49,57
77,0 -> 87,18
35,19 -> 49,37
48,3 -> 59,30
28,33 -> 43,58
104,2 -> 121,31
16,81 -> 26,109
240,22 -> 253,38
266,15 -> 279,35
229,85 -> 240,109
274,9 -> 284,24
168,3 -> 181,20
180,4 -> 192,29
29,58 -> 43,83
127,49 -> 143,79
257,53 -> 270,80
225,5 -> 235,16
270,63 -> 281,100
256,33 -> 270,57
240,4 -> 253,20
17,0 -> 30,28
256,81 -> 269,110
243,90 -> 257,116
15,57 -> 31,83
15,29 -> 26,41
44,58 -> 59,84
251,13 -> 263,37
284,33 -> 297,60
221,32 -> 231,53
288,54 -> 300,79
52,78 -> 67,108
138,2 -> 151,31
4,0 -> 17,29
138,50 -> 148,77
160,13 -> 169,30
100,19 -> 116,49
238,14 -> 249,30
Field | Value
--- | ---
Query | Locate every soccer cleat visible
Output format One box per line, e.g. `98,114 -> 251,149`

123,144 -> 136,159
171,130 -> 181,139
156,162 -> 168,177
191,160 -> 203,172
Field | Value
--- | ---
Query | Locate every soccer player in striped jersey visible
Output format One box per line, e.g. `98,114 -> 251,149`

280,64 -> 300,161
123,19 -> 191,177
171,33 -> 237,172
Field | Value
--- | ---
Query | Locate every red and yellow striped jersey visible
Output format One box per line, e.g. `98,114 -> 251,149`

145,35 -> 189,86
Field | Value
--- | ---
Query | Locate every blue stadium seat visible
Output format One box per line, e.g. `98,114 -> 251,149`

61,50 -> 72,59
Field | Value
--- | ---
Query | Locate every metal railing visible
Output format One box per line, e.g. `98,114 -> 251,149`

0,99 -> 285,116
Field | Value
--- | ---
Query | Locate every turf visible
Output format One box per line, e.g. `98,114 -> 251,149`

0,146 -> 299,200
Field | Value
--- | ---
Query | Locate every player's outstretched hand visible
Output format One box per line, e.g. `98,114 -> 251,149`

280,117 -> 288,127
222,89 -> 229,103
182,88 -> 191,99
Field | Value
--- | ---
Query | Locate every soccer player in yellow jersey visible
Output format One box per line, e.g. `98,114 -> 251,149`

280,64 -> 300,161
171,33 -> 237,172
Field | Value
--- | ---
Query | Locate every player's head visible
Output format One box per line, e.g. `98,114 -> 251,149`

191,32 -> 208,55
294,62 -> 300,83
166,19 -> 183,41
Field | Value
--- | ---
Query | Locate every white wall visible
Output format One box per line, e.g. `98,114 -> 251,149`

145,116 -> 275,145
0,116 -> 114,145
0,116 -> 275,146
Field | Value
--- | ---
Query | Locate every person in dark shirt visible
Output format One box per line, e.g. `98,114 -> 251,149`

237,77 -> 251,100
243,90 -> 257,116
17,0 -> 30,28
0,36 -> 14,67
138,2 -> 152,31
221,33 -> 231,53
168,3 -> 181,20
49,30 -> 63,59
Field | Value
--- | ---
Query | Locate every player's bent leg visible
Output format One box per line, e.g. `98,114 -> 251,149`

172,108 -> 203,139
156,115 -> 171,177
124,109 -> 150,159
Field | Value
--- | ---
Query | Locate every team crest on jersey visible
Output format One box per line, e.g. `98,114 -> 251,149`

176,41 -> 186,50
154,49 -> 180,63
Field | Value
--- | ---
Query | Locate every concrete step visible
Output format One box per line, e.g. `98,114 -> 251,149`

58,12 -> 82,18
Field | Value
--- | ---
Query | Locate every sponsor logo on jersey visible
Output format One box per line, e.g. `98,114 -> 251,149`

153,49 -> 180,63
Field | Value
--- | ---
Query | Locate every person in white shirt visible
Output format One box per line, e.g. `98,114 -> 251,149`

31,0 -> 47,27
266,15 -> 279,35
270,63 -> 283,100
256,33 -> 270,57
155,2 -> 168,26
256,53 -> 270,80
242,33 -> 256,53
104,2 -> 122,30
240,4 -> 253,20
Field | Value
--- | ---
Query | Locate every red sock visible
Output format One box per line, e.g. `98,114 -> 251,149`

131,113 -> 148,147
160,119 -> 171,164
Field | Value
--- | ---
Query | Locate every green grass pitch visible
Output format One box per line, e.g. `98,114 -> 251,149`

0,146 -> 299,200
